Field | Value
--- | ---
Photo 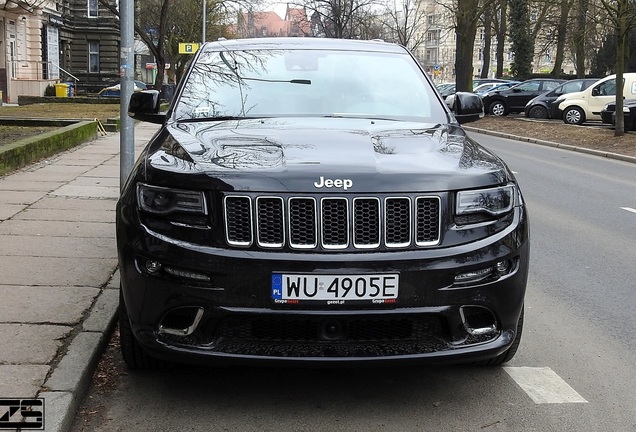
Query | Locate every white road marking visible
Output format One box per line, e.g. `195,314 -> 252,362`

503,367 -> 588,404
621,207 -> 636,214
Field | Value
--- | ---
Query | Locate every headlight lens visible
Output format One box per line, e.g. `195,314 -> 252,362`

456,185 -> 515,216
137,183 -> 207,215
554,95 -> 565,104
525,98 -> 535,107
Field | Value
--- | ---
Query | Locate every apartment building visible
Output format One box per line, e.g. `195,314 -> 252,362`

0,0 -> 119,103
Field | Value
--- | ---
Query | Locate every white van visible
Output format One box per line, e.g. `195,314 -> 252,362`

552,73 -> 636,124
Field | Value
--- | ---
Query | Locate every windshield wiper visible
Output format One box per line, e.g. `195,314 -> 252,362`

241,77 -> 311,85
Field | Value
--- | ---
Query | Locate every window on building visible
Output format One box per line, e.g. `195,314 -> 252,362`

89,41 -> 100,73
88,0 -> 98,18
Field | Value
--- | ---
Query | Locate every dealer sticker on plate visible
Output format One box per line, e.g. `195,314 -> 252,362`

271,273 -> 399,305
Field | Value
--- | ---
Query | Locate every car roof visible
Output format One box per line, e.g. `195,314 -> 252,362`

201,37 -> 406,54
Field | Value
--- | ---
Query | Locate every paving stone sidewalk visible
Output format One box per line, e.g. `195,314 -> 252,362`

0,122 -> 159,432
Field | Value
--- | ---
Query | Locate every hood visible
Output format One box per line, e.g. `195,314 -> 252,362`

143,117 -> 509,193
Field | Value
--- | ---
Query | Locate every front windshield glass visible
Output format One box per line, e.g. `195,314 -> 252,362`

173,48 -> 446,122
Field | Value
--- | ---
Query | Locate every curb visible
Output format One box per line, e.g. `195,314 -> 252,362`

38,271 -> 120,432
464,126 -> 636,164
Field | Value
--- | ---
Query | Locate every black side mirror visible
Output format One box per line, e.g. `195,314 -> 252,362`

591,87 -> 600,97
128,90 -> 166,124
449,92 -> 484,124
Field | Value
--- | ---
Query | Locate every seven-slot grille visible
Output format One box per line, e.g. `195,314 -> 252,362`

224,195 -> 441,251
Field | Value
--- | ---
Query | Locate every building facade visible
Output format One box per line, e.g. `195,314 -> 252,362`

0,0 -> 120,103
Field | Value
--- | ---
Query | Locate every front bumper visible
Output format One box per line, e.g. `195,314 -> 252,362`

117,201 -> 529,366
550,104 -> 563,120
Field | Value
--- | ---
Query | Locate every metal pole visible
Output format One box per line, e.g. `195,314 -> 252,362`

120,0 -> 135,191
202,0 -> 206,43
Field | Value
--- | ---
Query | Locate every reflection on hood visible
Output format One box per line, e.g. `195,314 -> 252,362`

145,119 -> 505,185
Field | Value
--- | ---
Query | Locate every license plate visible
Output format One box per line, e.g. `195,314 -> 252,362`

271,273 -> 399,304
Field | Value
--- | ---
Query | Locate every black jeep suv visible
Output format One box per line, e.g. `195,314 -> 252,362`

118,37 -> 529,368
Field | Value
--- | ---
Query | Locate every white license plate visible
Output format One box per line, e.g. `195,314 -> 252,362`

271,273 -> 399,304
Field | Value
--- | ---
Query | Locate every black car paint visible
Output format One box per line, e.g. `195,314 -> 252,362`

524,78 -> 598,119
482,78 -> 565,116
600,98 -> 636,129
118,38 -> 529,367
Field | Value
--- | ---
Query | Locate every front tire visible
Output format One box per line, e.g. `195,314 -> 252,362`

476,307 -> 524,366
563,106 -> 585,125
489,101 -> 508,116
119,289 -> 163,369
528,105 -> 548,119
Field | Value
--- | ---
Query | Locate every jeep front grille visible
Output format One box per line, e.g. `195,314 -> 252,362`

224,195 -> 441,251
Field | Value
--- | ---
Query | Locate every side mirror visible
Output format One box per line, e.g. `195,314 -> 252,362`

591,87 -> 600,97
449,91 -> 484,124
128,90 -> 166,124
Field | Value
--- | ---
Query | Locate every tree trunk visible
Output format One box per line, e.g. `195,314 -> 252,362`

614,0 -> 628,137
574,0 -> 588,78
455,0 -> 480,91
495,0 -> 507,78
481,6 -> 492,78
550,0 -> 570,77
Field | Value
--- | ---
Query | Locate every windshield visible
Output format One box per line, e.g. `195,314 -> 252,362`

173,48 -> 446,122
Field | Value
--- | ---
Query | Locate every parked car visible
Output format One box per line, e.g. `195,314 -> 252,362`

98,80 -> 147,97
476,81 -> 521,97
552,73 -> 636,124
473,78 -> 510,89
600,98 -> 636,129
440,79 -> 509,99
482,78 -> 565,116
438,83 -> 456,98
473,82 -> 504,95
120,37 -> 529,369
524,78 -> 598,119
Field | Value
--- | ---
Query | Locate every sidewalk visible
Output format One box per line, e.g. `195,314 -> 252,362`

0,122 -> 159,432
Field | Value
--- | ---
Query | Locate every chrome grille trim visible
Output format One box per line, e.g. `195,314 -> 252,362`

385,197 -> 411,248
321,197 -> 349,249
224,196 -> 253,246
353,197 -> 381,249
288,197 -> 318,249
223,194 -> 442,251
255,196 -> 284,248
415,196 -> 441,246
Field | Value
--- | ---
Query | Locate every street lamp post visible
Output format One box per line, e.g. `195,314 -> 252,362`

202,0 -> 206,43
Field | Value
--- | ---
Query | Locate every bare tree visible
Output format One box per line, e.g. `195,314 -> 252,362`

480,6 -> 492,78
381,0 -> 428,51
493,0 -> 507,78
597,0 -> 636,136
451,0 -> 497,91
300,0 -> 378,38
99,0 -> 250,87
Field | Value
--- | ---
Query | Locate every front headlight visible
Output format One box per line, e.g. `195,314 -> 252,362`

456,185 -> 515,216
137,183 -> 207,215
554,95 -> 566,105
525,98 -> 536,107
603,102 -> 611,110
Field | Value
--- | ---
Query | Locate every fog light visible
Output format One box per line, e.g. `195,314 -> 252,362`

145,260 -> 162,274
495,260 -> 511,274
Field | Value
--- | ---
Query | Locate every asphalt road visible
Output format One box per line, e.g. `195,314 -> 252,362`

71,133 -> 636,432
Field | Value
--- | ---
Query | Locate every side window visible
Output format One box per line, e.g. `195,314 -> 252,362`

88,41 -> 100,73
517,82 -> 540,92
88,0 -> 98,18
561,81 -> 581,94
542,81 -> 560,91
596,79 -> 616,96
